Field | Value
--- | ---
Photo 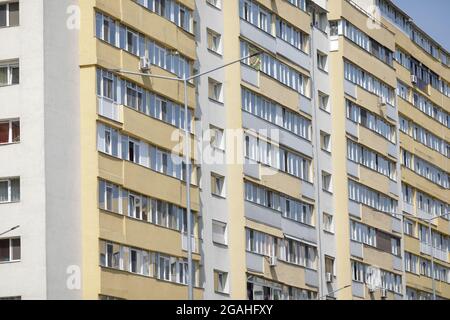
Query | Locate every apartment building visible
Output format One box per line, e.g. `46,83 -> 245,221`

0,0 -> 448,300
328,0 -> 449,300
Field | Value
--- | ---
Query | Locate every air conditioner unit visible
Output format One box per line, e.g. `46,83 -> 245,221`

381,288 -> 387,299
369,287 -> 376,293
269,256 -> 277,267
326,272 -> 333,283
139,57 -> 151,72
378,96 -> 387,106
410,74 -> 418,84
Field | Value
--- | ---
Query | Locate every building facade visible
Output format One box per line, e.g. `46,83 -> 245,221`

0,0 -> 448,300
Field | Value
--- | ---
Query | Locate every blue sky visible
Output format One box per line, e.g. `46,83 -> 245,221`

393,0 -> 450,51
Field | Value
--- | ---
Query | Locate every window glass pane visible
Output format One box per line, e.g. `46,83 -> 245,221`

0,239 -> 10,262
9,3 -> 19,26
11,238 -> 20,260
0,67 -> 7,85
0,122 -> 9,143
11,121 -> 19,142
11,66 -> 19,84
0,4 -> 6,27
0,181 -> 8,202
10,179 -> 20,202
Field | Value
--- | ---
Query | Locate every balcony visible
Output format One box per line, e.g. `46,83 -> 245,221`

241,111 -> 313,158
181,233 -> 200,254
97,97 -> 122,123
241,63 -> 259,88
240,19 -> 276,54
275,38 -> 310,70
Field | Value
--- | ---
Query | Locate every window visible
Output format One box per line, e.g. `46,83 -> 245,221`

350,220 -> 376,247
323,213 -> 334,233
0,177 -> 20,203
207,29 -> 222,54
242,88 -> 311,140
342,19 -> 393,65
313,11 -> 327,32
239,0 -> 272,34
276,17 -> 309,52
325,256 -> 335,276
208,78 -> 223,102
346,100 -> 396,143
404,219 -> 414,237
318,92 -> 330,112
279,237 -> 317,269
134,0 -> 193,32
286,0 -> 306,11
245,181 -> 313,226
404,252 -> 418,274
241,40 -> 309,97
128,193 -> 142,220
0,119 -> 19,144
126,137 -> 140,164
214,270 -> 229,294
0,2 -> 19,27
320,131 -> 331,152
98,180 -> 120,213
244,133 -> 312,182
211,173 -> 225,197
246,229 -> 276,257
209,125 -> 225,150
329,20 -> 338,36
344,61 -> 395,105
0,238 -> 20,262
317,51 -> 328,71
348,180 -> 397,214
206,0 -> 221,9
212,220 -> 227,245
347,139 -> 396,181
0,60 -> 19,86
321,171 -> 332,193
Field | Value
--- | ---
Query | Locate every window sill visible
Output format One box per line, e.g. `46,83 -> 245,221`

0,142 -> 20,146
212,241 -> 228,248
0,25 -> 20,29
0,201 -> 20,205
318,107 -> 331,115
211,193 -> 226,200
0,260 -> 20,265
0,83 -> 19,88
208,97 -> 224,105
214,291 -> 230,297
207,48 -> 223,58
206,2 -> 222,11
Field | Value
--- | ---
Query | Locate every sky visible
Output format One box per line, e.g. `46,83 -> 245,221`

393,0 -> 450,51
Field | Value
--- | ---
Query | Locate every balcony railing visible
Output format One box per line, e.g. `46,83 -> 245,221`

97,97 -> 122,123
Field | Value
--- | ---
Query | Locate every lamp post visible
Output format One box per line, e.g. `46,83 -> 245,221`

0,225 -> 20,237
394,211 -> 450,300
109,51 -> 262,300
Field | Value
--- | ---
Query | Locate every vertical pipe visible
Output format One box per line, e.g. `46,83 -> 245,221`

184,79 -> 193,300
429,221 -> 436,300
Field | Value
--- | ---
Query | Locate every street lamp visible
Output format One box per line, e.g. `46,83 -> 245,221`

316,284 -> 351,300
0,225 -> 20,237
393,211 -> 450,300
108,51 -> 262,300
